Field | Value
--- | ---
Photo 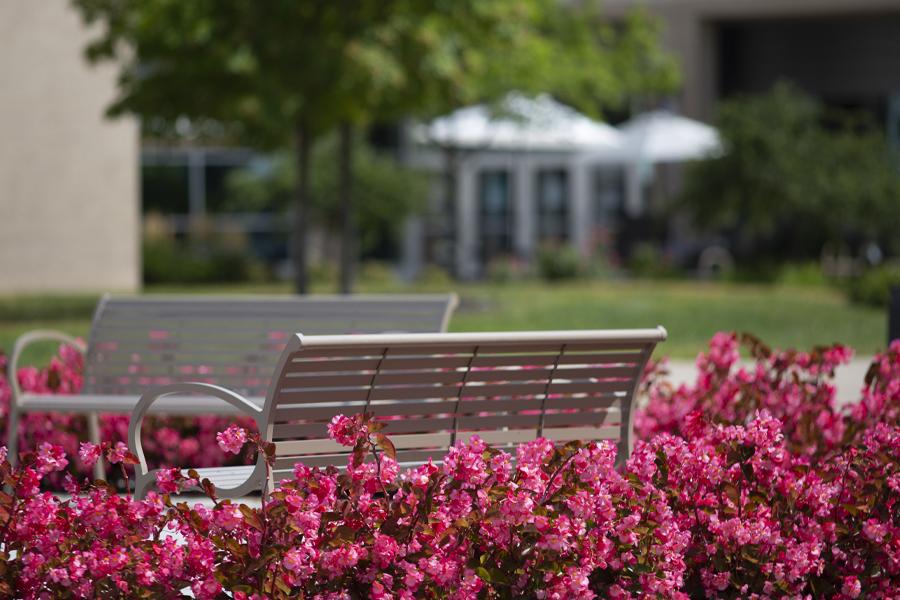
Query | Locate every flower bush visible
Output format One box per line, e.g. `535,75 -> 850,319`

635,332 -> 868,455
0,345 -> 257,486
0,334 -> 897,597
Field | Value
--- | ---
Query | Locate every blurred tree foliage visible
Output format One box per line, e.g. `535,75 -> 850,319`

226,134 -> 428,259
681,82 -> 900,266
71,0 -> 678,291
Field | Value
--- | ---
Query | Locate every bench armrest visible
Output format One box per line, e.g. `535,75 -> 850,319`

8,329 -> 87,403
128,382 -> 265,499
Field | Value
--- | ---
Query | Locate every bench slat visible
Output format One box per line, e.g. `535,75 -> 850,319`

271,407 -> 622,439
281,365 -> 638,388
271,393 -> 622,421
274,380 -> 630,404
274,423 -> 623,460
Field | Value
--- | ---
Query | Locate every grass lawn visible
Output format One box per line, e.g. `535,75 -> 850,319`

0,279 -> 886,366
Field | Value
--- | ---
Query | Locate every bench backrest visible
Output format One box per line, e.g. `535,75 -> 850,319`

263,327 -> 665,480
82,294 -> 458,397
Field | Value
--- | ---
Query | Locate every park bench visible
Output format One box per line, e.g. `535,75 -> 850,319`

130,327 -> 666,499
7,294 -> 458,476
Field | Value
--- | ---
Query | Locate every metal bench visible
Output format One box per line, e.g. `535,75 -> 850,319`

130,327 -> 666,499
7,294 -> 458,476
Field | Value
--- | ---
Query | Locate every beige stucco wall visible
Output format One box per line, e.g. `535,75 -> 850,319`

0,0 -> 139,294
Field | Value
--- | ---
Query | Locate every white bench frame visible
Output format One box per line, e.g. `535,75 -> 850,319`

6,294 -> 458,479
130,327 -> 666,499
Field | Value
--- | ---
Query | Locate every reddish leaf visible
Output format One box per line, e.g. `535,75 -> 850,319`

374,433 -> 397,461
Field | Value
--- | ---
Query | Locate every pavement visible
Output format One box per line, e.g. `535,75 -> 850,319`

663,358 -> 873,407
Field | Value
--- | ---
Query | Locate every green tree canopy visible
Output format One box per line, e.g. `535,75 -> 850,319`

680,82 -> 900,264
72,0 -> 679,291
226,135 -> 428,258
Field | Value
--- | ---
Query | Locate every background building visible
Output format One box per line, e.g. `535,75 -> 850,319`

605,0 -> 900,138
405,95 -> 720,278
0,0 -> 139,294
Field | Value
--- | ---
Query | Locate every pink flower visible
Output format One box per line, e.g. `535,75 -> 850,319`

372,533 -> 401,568
213,504 -> 243,531
320,544 -> 365,577
191,576 -> 222,599
216,424 -> 247,455
106,441 -> 130,464
283,544 -> 317,580
327,414 -> 362,446
155,468 -> 180,494
35,443 -> 68,475
862,518 -> 887,543
78,442 -> 102,467
842,576 -> 862,598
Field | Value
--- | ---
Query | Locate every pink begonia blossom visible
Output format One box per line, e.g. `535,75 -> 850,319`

216,424 -> 247,455
191,576 -> 222,599
106,441 -> 130,464
34,442 -> 68,475
155,468 -> 180,494
862,518 -> 888,543
327,414 -> 361,446
78,442 -> 102,467
843,576 -> 863,598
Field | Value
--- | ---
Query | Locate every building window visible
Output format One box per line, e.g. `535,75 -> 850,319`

479,170 -> 513,263
536,169 -> 569,242
593,166 -> 624,227
424,173 -> 456,271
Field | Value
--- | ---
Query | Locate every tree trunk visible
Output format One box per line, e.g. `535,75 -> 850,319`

338,121 -> 355,294
293,124 -> 311,294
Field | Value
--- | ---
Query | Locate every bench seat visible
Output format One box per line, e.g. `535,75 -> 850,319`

7,294 -> 458,478
131,327 -> 667,499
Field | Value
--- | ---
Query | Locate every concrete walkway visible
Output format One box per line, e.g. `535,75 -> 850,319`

664,358 -> 873,406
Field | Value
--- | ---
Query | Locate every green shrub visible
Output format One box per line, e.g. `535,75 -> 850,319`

627,242 -> 682,279
486,256 -> 530,284
775,262 -> 829,288
536,244 -> 582,281
681,82 -> 900,266
308,262 -> 337,287
847,264 -> 900,307
357,261 -> 397,287
417,265 -> 453,287
142,239 -> 270,285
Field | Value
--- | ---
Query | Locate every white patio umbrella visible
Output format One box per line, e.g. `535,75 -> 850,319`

415,93 -> 624,153
617,110 -> 722,164
606,110 -> 722,217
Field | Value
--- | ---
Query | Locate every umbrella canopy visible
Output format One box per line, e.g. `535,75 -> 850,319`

416,93 -> 624,153
617,110 -> 721,164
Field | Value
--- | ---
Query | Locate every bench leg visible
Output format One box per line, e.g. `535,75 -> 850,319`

7,409 -> 19,468
134,469 -> 154,500
86,412 -> 105,481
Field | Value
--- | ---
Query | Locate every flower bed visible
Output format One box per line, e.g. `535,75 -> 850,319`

0,334 -> 898,597
0,346 -> 257,487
